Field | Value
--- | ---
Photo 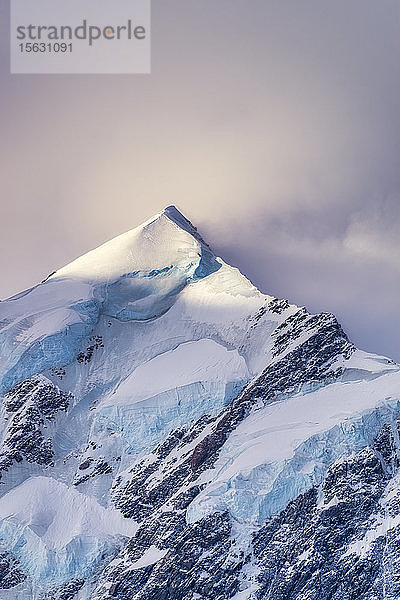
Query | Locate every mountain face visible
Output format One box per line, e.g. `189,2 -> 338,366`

0,206 -> 399,600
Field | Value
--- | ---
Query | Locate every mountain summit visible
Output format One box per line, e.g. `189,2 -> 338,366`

0,209 -> 399,599
51,205 -> 215,283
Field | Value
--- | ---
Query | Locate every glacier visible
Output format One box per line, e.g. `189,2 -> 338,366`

187,367 -> 400,524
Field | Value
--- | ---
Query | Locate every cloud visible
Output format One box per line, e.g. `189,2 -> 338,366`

343,197 -> 400,269
210,193 -> 400,360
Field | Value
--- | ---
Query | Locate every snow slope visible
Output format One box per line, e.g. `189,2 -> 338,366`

0,476 -> 137,585
100,339 -> 249,408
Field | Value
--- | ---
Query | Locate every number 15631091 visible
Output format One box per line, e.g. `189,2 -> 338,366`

19,42 -> 73,53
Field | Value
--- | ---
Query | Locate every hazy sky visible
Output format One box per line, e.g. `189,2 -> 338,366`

0,0 -> 399,360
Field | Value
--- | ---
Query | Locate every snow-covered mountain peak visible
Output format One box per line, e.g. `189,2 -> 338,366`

1,208 -> 399,598
0,208 -> 253,393
162,205 -> 212,247
50,205 -> 213,284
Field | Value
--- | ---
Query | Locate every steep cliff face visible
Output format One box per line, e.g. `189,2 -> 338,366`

0,207 -> 398,599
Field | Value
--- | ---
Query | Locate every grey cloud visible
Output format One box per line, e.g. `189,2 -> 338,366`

208,194 -> 400,361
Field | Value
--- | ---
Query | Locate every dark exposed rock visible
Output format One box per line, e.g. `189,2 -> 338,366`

74,457 -> 113,486
46,579 -> 85,600
190,429 -> 227,471
187,311 -> 354,477
252,424 -> 400,600
92,512 -> 242,600
96,414 -> 400,600
373,422 -> 400,472
41,271 -> 56,283
172,485 -> 201,511
0,552 -> 27,589
267,298 -> 291,314
50,366 -> 67,380
0,376 -> 72,479
77,335 -> 104,364
155,426 -> 187,460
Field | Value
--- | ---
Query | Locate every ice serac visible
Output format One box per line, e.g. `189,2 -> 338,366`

0,205 -> 399,599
